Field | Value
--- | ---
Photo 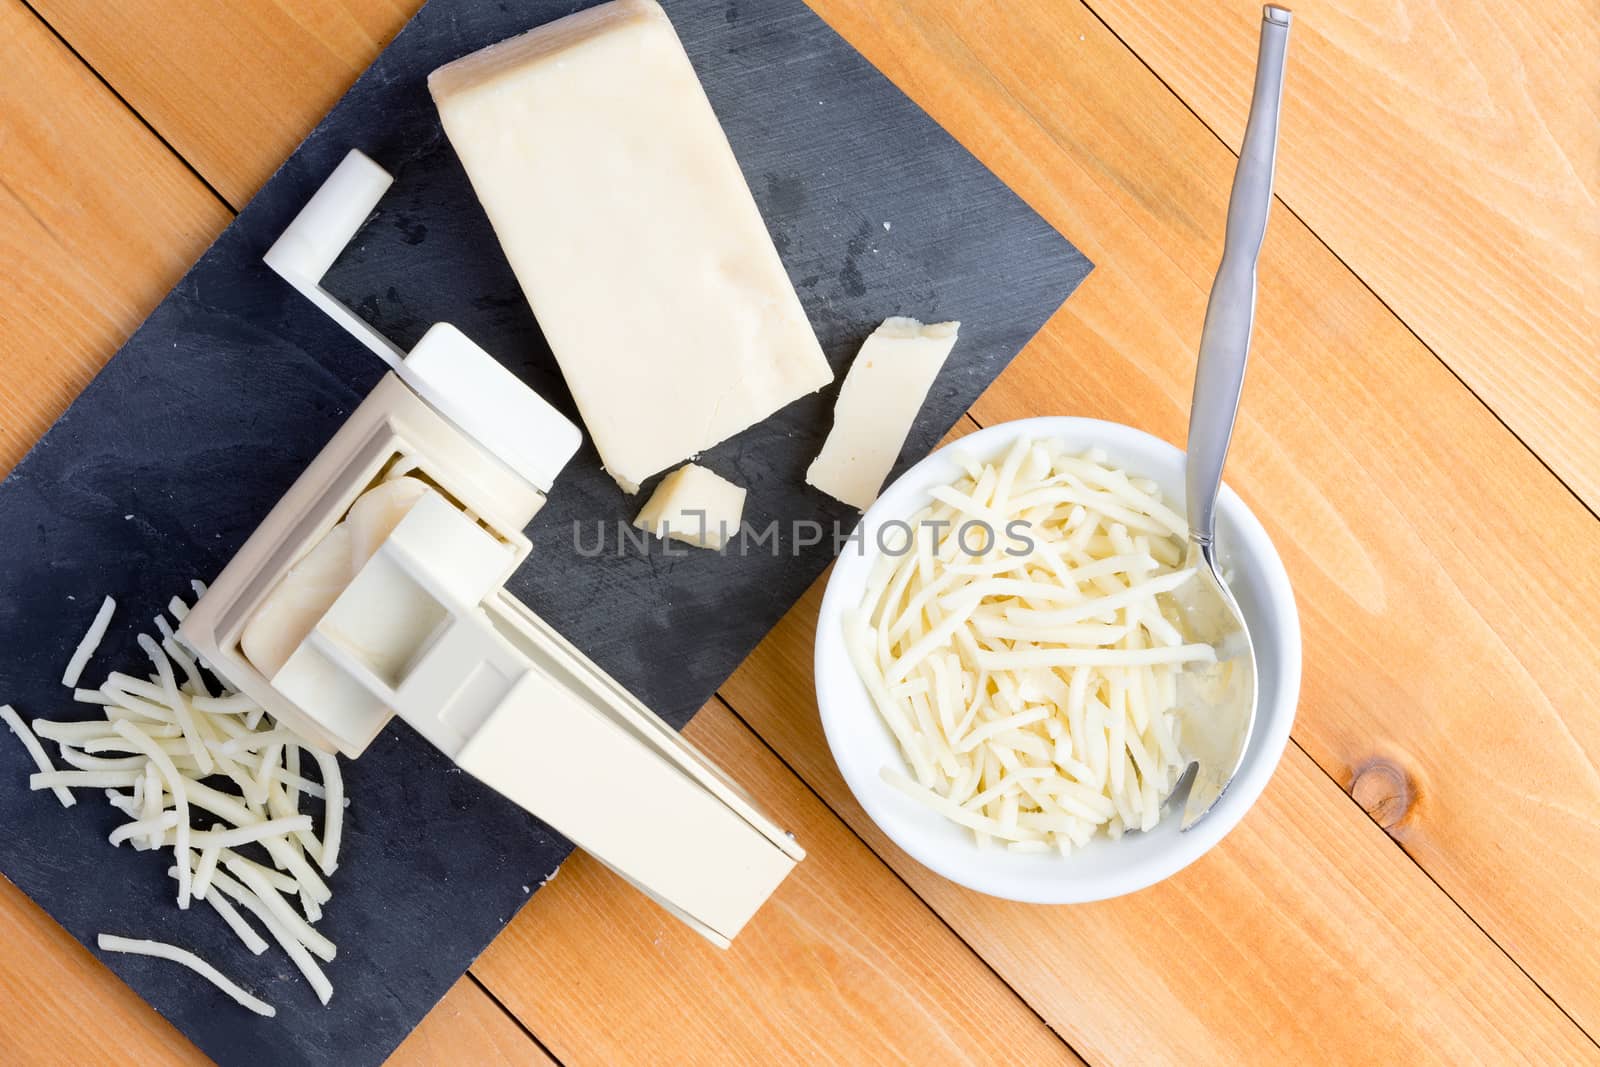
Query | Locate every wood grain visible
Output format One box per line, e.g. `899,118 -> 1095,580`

0,0 -> 230,476
1088,0 -> 1600,510
389,981 -> 556,1067
475,697 -> 1080,1067
720,577 -> 1595,1064
26,0 -> 416,208
792,0 -> 1600,1035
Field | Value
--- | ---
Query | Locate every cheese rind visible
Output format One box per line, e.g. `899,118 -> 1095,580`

633,463 -> 747,550
429,0 -> 832,492
806,317 -> 960,510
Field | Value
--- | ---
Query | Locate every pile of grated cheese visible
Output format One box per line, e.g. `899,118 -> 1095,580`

1,583 -> 346,1017
846,437 -> 1215,853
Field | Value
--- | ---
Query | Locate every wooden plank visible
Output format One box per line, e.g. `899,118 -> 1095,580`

474,697 -> 1080,1067
0,0 -> 230,476
389,981 -> 556,1067
1087,0 -> 1600,510
720,578 -> 1594,1063
26,0 -> 415,207
788,0 -> 1600,1035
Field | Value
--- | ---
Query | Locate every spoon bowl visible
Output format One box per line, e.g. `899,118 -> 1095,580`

1169,544 -> 1258,829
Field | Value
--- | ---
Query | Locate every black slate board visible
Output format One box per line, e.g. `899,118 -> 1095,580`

0,0 -> 1089,1063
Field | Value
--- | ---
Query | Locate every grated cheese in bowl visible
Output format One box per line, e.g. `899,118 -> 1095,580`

2,585 -> 348,1017
844,435 -> 1213,854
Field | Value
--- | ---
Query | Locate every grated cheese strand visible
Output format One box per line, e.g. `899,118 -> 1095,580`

221,856 -> 336,963
114,719 -> 195,909
202,890 -> 270,956
97,934 -> 275,1018
61,597 -> 117,688
221,859 -> 334,1005
193,826 -> 225,902
2,705 -> 76,808
310,748 -> 344,876
137,634 -> 213,776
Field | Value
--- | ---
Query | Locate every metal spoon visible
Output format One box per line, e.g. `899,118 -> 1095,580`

1172,5 -> 1291,831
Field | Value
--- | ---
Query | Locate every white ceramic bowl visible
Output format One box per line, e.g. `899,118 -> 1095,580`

814,417 -> 1300,903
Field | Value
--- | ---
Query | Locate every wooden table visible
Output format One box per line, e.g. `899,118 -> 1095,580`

2,1 -> 1595,1062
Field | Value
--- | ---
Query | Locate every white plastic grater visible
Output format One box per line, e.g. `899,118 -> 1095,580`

180,151 -> 803,948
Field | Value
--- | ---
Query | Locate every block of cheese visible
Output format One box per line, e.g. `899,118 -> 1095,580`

806,317 -> 960,510
429,0 -> 832,493
634,463 -> 746,550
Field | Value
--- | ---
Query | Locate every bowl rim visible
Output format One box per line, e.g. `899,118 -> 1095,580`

814,416 -> 1301,903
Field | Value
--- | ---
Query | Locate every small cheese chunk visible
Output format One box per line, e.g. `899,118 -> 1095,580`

634,464 -> 746,550
806,317 -> 960,510
429,0 -> 832,492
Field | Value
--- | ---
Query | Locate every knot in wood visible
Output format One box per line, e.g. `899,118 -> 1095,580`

1351,758 -> 1415,829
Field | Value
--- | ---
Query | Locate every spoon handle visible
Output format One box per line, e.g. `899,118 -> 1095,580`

1186,5 -> 1291,548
